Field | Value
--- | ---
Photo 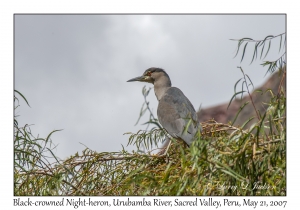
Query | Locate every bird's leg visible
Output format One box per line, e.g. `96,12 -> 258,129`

156,137 -> 172,156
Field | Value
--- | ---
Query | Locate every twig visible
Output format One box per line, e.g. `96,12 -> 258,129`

238,67 -> 261,120
230,33 -> 286,42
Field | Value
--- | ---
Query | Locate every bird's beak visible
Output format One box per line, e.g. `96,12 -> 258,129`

127,75 -> 149,82
127,76 -> 144,82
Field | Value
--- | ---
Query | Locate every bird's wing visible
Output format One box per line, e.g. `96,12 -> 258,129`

157,87 -> 199,145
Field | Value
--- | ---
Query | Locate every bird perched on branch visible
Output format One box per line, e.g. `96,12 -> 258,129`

127,67 -> 201,155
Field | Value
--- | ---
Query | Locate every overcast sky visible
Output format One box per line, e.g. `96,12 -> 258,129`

14,14 -> 285,159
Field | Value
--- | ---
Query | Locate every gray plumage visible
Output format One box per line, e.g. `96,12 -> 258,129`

157,87 -> 199,146
127,67 -> 201,153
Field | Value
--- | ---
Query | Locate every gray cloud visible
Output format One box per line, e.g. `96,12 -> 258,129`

15,14 -> 285,159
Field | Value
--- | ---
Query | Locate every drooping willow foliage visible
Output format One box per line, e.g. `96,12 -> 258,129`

14,33 -> 286,196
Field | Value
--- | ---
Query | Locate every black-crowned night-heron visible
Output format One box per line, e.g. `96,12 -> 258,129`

127,67 -> 201,155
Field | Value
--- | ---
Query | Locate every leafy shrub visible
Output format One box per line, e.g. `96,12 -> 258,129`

14,33 -> 286,196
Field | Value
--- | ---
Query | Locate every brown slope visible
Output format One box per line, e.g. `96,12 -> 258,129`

197,70 -> 286,128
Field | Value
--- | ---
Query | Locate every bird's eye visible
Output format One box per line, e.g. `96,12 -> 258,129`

146,71 -> 152,76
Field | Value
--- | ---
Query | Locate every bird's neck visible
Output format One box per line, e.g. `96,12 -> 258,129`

154,78 -> 171,101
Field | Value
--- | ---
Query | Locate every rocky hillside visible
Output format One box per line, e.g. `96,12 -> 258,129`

197,70 -> 286,128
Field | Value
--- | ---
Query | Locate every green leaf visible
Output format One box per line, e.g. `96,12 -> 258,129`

240,117 -> 254,129
241,42 -> 249,62
279,34 -> 282,52
240,81 -> 246,99
14,90 -> 30,107
245,74 -> 254,91
263,40 -> 271,59
231,101 -> 249,125
260,42 -> 266,59
227,91 -> 246,110
234,78 -> 243,94
250,42 -> 259,64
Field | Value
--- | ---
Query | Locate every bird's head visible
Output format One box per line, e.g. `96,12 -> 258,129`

127,67 -> 171,86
